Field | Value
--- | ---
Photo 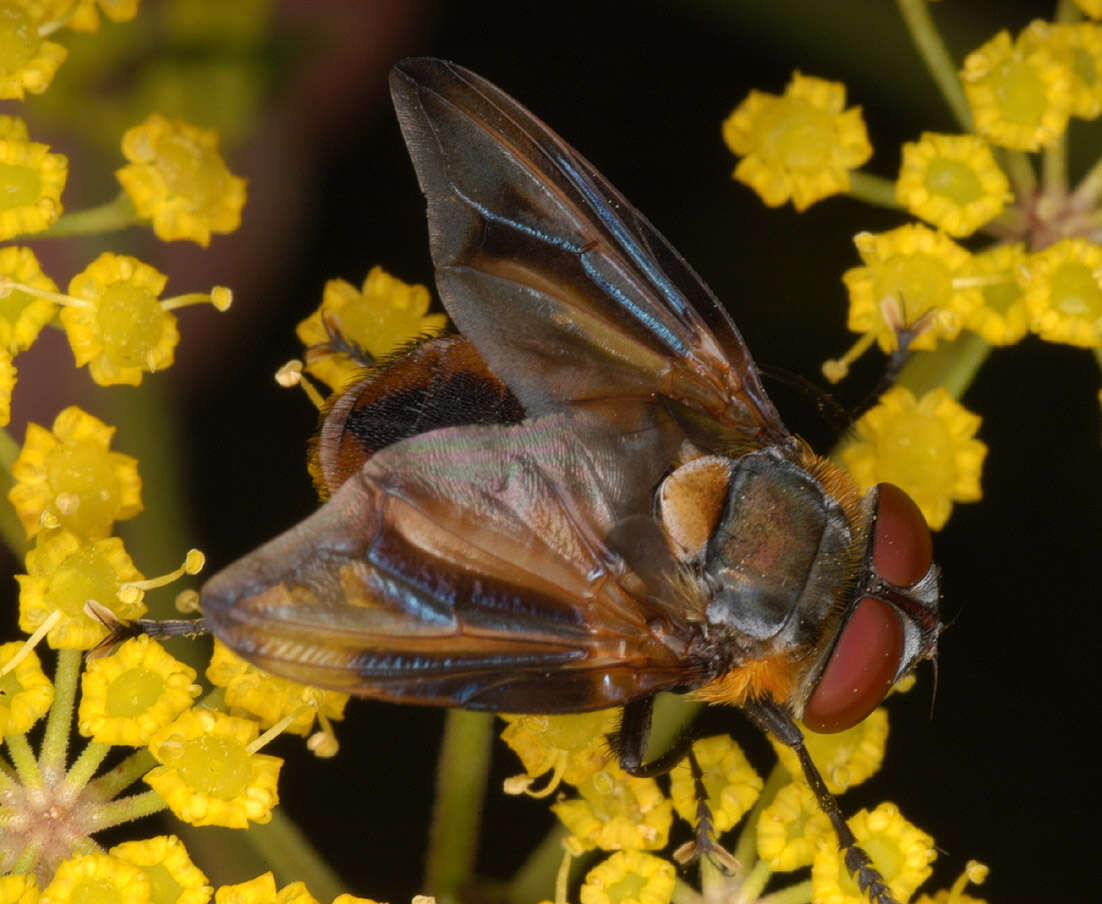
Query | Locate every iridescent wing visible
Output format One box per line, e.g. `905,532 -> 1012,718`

390,57 -> 790,451
202,408 -> 707,711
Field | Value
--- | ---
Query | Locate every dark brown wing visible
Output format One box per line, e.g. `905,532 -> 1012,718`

202,408 -> 707,712
390,58 -> 790,451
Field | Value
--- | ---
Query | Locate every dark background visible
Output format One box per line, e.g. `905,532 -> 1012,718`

5,2 -> 1100,902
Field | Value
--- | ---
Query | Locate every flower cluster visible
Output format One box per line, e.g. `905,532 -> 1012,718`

724,6 -> 1102,532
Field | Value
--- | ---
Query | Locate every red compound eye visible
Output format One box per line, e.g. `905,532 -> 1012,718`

803,597 -> 903,733
872,482 -> 932,587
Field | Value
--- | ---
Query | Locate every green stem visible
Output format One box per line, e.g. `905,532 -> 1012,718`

88,747 -> 156,799
423,710 -> 494,903
894,0 -> 972,130
65,740 -> 111,792
6,734 -> 42,787
1000,149 -> 1037,201
91,789 -> 167,829
671,878 -> 704,904
1071,151 -> 1102,210
1055,0 -> 1083,22
758,878 -> 813,904
1043,133 -> 1068,200
39,193 -> 141,238
846,172 -> 901,211
894,331 -> 992,401
507,824 -> 571,904
245,810 -> 350,901
40,648 -> 81,775
732,763 -> 789,872
733,860 -> 774,904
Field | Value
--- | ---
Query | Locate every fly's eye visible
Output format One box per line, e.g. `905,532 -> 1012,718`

802,597 -> 903,733
872,482 -> 933,587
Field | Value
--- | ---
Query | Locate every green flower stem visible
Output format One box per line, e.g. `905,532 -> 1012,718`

245,810 -> 350,901
424,709 -> 494,904
9,842 -> 41,877
895,331 -> 992,401
733,860 -> 773,904
91,789 -> 167,829
1072,151 -> 1102,209
89,747 -> 155,799
507,824 -> 573,904
1000,149 -> 1037,201
40,192 -> 141,238
65,740 -> 111,791
1056,0 -> 1083,22
6,734 -> 42,787
758,878 -> 813,904
1043,133 -> 1068,199
846,172 -> 901,211
0,427 -> 27,556
40,648 -> 82,774
671,877 -> 704,904
895,0 -> 972,130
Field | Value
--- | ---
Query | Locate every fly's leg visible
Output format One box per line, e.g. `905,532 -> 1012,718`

611,698 -> 737,874
743,698 -> 901,904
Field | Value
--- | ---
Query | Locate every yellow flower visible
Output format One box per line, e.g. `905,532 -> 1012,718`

145,709 -> 282,829
552,764 -> 674,853
500,710 -> 618,796
579,850 -> 676,904
296,267 -> 447,392
811,803 -> 935,904
1022,237 -> 1102,347
756,781 -> 832,872
40,853 -> 151,904
0,348 -> 13,427
668,735 -> 762,834
0,4 -> 67,99
895,133 -> 1011,237
273,884 -> 317,904
41,0 -> 142,33
961,29 -> 1072,151
0,114 -> 68,238
0,641 -> 54,737
1024,22 -> 1102,119
206,639 -> 348,738
0,875 -> 39,904
914,860 -> 990,904
1075,0 -> 1102,18
8,405 -> 142,539
116,114 -> 246,247
79,636 -> 201,746
0,246 -> 59,353
16,531 -> 147,649
842,225 -> 982,353
842,387 -> 986,531
722,72 -> 872,211
964,243 -> 1030,346
213,874 -> 277,904
109,836 -> 212,904
770,709 -> 888,796
61,253 -> 177,386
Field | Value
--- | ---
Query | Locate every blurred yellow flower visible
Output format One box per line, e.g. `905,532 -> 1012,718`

0,245 -> 59,353
579,850 -> 675,904
0,114 -> 67,237
1022,237 -> 1102,347
0,4 -> 67,99
0,641 -> 54,737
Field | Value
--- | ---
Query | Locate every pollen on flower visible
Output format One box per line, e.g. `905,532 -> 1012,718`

78,635 -> 201,746
0,641 -> 54,738
961,29 -> 1072,151
0,115 -> 68,238
116,113 -> 247,247
145,709 -> 282,829
722,71 -> 872,211
842,224 -> 982,353
0,5 -> 67,99
500,710 -> 618,797
552,764 -> 674,854
16,531 -> 148,649
812,802 -> 936,904
1021,237 -> 1102,347
109,835 -> 212,904
0,246 -> 59,353
756,780 -> 832,872
296,266 -> 447,392
39,853 -> 151,904
667,735 -> 762,834
842,387 -> 986,530
963,243 -> 1030,346
579,850 -> 676,904
770,709 -> 888,795
8,405 -> 142,540
205,639 -> 348,738
895,133 -> 1011,237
